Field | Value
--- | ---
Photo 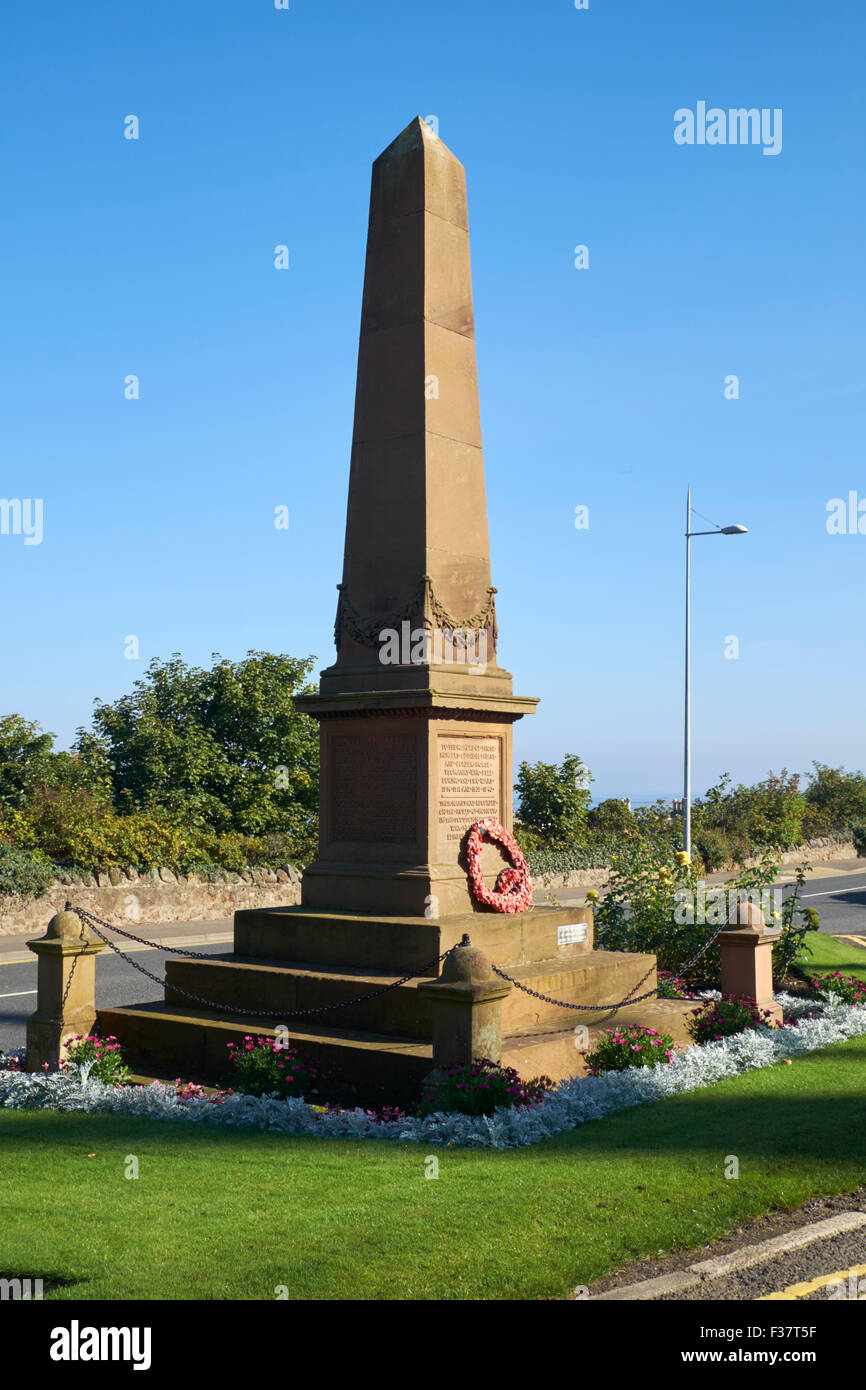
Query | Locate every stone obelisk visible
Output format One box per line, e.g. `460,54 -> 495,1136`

99,121 -> 694,1106
297,117 -> 537,917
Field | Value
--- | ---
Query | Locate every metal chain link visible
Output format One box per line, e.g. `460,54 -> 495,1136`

71,905 -> 457,1021
56,914 -> 92,1021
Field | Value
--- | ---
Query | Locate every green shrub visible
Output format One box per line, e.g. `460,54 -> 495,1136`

687,996 -> 777,1044
75,651 -> 319,846
852,822 -> 866,858
0,844 -> 56,898
582,1024 -> 678,1075
525,840 -> 621,876
64,1034 -> 131,1085
693,828 -> 729,871
593,841 -> 714,981
586,798 -> 637,840
514,753 -> 593,848
803,762 -> 866,836
226,1036 -> 319,1099
692,771 -> 806,852
417,1058 -> 552,1116
808,972 -> 866,1006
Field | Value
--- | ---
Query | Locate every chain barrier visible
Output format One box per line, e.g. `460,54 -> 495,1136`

70,902 -> 730,1028
70,905 -> 458,1022
490,916 -> 731,1017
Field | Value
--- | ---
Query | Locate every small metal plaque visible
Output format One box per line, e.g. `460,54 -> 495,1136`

557,922 -> 588,947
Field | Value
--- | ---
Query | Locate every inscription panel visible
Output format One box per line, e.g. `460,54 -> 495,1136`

437,735 -> 501,857
329,733 -> 417,843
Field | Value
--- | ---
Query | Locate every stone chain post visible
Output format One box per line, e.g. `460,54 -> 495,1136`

25,908 -> 107,1071
417,935 -> 512,1098
719,897 -> 783,1026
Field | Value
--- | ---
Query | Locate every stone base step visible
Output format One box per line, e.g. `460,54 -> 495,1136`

161,947 -> 656,1039
502,999 -> 699,1082
98,1000 -> 433,1108
233,903 -> 594,971
99,995 -> 699,1110
164,955 -> 432,1039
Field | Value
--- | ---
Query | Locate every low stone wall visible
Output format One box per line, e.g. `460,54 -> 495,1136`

1,838 -> 858,936
0,865 -> 302,937
535,838 -> 859,895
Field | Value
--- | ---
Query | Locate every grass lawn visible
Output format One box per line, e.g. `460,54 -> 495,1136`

796,929 -> 866,982
2,1017 -> 866,1299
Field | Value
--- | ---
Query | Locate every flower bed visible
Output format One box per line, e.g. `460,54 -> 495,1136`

2,993 -> 865,1149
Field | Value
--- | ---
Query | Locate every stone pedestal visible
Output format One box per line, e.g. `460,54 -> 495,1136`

720,900 -> 783,1026
301,706 -> 536,917
26,909 -> 106,1071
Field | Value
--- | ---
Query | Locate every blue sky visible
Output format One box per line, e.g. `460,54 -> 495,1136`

1,0 -> 863,804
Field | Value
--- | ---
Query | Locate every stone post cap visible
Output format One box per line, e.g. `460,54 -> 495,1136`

28,908 -> 101,952
726,898 -> 766,931
417,935 -> 512,1004
440,934 -> 495,985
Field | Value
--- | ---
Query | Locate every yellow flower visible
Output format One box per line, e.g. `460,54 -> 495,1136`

676,851 -> 690,866
585,889 -> 599,902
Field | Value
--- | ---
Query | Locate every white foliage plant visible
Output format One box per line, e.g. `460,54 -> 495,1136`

1,991 -> 863,1150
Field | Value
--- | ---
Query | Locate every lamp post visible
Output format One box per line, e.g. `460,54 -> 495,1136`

683,487 -> 747,856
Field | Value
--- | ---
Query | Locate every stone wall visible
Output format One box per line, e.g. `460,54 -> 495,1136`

0,865 -> 302,937
1,837 -> 858,936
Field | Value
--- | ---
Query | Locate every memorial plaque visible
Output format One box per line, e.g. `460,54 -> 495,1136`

330,733 -> 417,843
437,735 -> 501,856
557,922 -> 588,947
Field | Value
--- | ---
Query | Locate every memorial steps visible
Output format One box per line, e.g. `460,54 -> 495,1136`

99,908 -> 698,1107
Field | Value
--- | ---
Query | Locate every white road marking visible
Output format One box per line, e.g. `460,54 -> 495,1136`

0,989 -> 37,999
801,884 -> 866,898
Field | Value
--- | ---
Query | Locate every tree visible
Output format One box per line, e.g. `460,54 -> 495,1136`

0,715 -> 56,809
587,797 -> 636,839
75,651 -> 319,854
514,753 -> 593,847
804,762 -> 866,834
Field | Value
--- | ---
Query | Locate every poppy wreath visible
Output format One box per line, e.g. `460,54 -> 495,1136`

465,818 -> 533,913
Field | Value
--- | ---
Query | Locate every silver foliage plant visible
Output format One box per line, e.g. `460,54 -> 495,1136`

1,995 -> 864,1150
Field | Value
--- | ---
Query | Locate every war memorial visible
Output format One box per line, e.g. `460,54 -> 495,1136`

63,121 -> 717,1103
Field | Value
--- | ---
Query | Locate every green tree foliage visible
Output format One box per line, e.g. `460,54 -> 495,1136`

74,652 -> 319,855
691,770 -> 806,855
514,753 -> 593,848
586,797 -> 636,840
0,715 -> 59,809
803,762 -> 866,835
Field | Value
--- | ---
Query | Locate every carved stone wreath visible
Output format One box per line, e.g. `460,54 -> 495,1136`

334,575 -> 498,652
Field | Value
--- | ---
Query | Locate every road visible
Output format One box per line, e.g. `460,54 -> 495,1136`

0,922 -> 232,1056
1,862 -> 865,1056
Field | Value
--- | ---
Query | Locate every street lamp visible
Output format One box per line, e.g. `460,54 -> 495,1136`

683,487 -> 748,856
